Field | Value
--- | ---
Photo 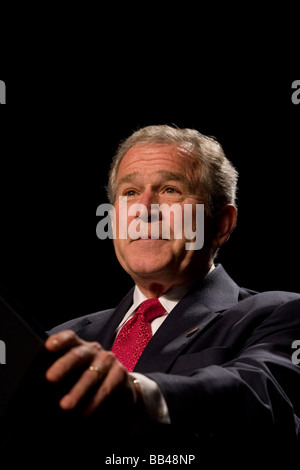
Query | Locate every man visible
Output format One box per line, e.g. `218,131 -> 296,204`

44,125 -> 299,462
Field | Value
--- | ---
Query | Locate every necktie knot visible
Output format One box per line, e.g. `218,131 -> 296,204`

137,298 -> 166,323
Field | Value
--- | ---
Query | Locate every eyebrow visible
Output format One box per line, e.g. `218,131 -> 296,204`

116,170 -> 191,190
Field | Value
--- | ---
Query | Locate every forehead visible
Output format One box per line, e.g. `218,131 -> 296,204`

117,143 -> 198,178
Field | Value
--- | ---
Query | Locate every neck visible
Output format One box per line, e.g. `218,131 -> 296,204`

134,265 -> 213,298
134,282 -> 174,298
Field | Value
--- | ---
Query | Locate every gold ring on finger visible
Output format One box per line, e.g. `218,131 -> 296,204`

88,364 -> 103,379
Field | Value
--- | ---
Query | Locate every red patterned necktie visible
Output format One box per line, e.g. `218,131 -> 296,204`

112,298 -> 166,372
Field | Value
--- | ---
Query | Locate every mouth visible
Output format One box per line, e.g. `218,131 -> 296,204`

130,238 -> 170,244
131,237 -> 169,243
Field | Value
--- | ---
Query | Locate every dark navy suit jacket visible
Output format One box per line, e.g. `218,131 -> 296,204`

49,264 -> 300,460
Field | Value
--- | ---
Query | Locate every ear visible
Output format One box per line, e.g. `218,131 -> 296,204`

212,204 -> 237,250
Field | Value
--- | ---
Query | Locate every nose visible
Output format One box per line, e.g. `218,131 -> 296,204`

138,190 -> 160,222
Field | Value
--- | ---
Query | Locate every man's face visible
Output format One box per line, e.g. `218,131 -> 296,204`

113,143 -> 211,290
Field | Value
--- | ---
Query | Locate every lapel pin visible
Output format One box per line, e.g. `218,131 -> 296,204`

186,327 -> 200,338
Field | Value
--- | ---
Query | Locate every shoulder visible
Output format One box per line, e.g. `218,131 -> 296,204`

237,283 -> 300,306
47,287 -> 135,336
238,289 -> 300,309
227,289 -> 300,329
47,308 -> 115,335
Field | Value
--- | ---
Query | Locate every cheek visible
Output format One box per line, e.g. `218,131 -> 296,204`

167,203 -> 201,239
160,205 -> 185,240
171,237 -> 189,258
113,238 -> 127,262
172,239 -> 199,272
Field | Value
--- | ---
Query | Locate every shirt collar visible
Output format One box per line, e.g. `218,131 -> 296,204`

132,283 -> 191,314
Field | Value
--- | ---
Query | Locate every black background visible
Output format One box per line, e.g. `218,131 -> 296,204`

1,60 -> 299,330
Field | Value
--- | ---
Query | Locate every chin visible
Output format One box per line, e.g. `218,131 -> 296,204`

129,262 -> 169,276
115,240 -> 178,277
126,256 -> 174,278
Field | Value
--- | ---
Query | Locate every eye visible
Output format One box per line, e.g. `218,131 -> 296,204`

164,187 -> 179,194
124,189 -> 137,197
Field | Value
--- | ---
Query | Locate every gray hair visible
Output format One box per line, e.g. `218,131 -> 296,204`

107,125 -> 238,216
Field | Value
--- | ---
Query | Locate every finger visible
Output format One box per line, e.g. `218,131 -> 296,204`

45,343 -> 101,382
45,330 -> 81,352
82,360 -> 129,416
59,350 -> 115,410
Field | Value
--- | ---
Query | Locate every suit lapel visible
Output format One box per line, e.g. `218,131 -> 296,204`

134,302 -> 220,373
134,264 -> 240,373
